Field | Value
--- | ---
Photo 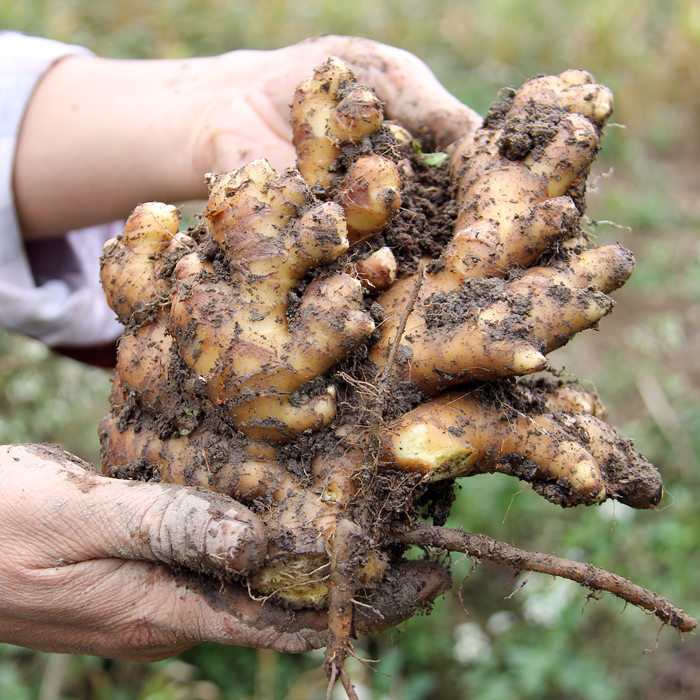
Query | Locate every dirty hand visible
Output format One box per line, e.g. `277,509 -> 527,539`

0,444 -> 448,661
14,36 -> 481,239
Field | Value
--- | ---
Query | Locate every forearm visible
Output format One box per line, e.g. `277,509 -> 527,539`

14,54 -> 216,240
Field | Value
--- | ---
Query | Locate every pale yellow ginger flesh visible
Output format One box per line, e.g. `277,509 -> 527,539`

379,393 -> 605,502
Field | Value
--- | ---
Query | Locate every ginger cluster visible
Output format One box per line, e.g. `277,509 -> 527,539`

99,61 -> 662,622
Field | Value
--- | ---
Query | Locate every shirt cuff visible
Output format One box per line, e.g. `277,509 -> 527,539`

0,32 -> 123,348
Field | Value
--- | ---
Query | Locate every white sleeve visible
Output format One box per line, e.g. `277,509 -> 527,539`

0,32 -> 123,348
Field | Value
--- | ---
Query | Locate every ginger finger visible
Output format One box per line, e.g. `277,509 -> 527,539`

517,378 -> 609,420
441,70 -> 614,297
108,315 -> 195,432
379,392 -> 606,505
535,412 -> 663,509
508,69 -> 614,125
100,203 -> 191,322
448,115 -> 601,282
380,388 -> 662,509
355,246 -> 398,291
291,57 -> 405,241
100,417 -> 298,504
452,113 -> 600,228
166,159 -> 374,444
477,378 -> 660,508
292,57 -> 383,188
369,243 -> 633,393
336,154 -> 402,242
438,196 -> 580,284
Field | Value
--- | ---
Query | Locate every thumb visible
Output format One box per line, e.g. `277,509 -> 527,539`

0,443 -> 266,577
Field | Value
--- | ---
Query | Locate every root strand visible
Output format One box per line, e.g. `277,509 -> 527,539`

394,523 -> 697,633
324,519 -> 364,696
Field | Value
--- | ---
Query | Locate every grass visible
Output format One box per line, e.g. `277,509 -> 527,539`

0,1 -> 698,698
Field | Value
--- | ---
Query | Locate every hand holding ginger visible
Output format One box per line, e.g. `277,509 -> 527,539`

4,38 -> 485,665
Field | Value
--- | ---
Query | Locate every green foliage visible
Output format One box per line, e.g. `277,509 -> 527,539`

0,327 -> 109,464
0,0 -> 698,698
411,141 -> 450,167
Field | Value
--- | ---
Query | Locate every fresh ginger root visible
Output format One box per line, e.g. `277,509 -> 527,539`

99,61 -> 691,700
170,161 -> 375,443
292,57 -> 404,241
368,69 -> 630,393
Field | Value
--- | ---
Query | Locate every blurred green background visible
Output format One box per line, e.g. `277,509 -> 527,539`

0,0 -> 699,698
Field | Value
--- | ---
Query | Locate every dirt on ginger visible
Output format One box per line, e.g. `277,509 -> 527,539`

98,59 -> 692,700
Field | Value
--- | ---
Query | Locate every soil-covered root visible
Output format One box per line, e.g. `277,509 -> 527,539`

395,523 -> 695,634
368,69 -> 629,394
370,243 -> 634,393
378,384 -> 663,508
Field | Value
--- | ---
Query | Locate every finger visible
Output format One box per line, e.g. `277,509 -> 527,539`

178,559 -> 452,644
505,245 -> 634,356
353,560 -> 452,636
12,557 -> 327,660
1,444 -> 266,577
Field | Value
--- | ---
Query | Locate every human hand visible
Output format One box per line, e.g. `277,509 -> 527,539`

14,36 -> 480,239
0,443 -> 448,661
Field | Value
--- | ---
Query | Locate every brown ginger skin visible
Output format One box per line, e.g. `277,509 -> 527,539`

368,69 -> 628,394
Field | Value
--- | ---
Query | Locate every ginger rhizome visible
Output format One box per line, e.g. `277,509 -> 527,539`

99,60 -> 690,700
292,57 -> 404,241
